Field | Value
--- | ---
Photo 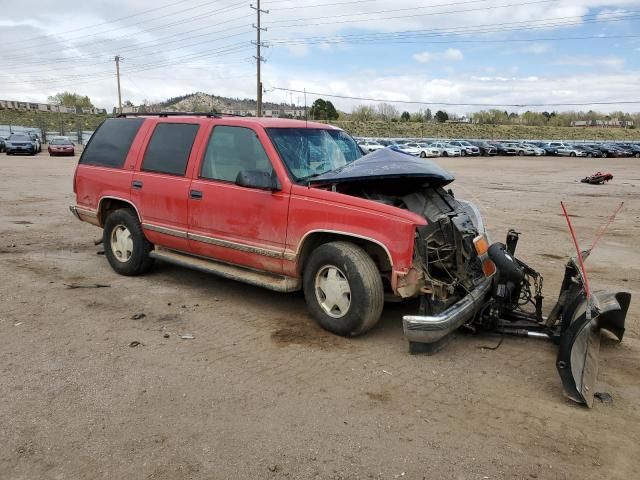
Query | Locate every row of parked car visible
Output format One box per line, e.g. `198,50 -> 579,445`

0,134 -> 76,156
357,138 -> 640,158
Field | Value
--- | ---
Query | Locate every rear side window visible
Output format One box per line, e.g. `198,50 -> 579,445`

142,123 -> 199,176
80,118 -> 144,168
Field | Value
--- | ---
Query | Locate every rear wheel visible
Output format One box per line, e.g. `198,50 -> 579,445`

303,241 -> 384,337
442,151 -> 448,157
103,208 -> 154,276
518,150 -> 524,156
460,150 -> 466,156
587,153 -> 593,158
570,152 -> 576,157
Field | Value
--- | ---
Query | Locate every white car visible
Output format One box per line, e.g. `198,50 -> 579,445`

430,142 -> 462,157
358,140 -> 386,153
503,143 -> 536,156
556,145 -> 588,157
447,140 -> 480,156
416,142 -> 440,158
520,143 -> 545,156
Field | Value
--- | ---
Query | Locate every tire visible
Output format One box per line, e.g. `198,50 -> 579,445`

303,241 -> 384,337
518,150 -> 524,156
103,208 -> 154,276
420,151 -> 426,158
442,151 -> 448,157
461,150 -> 466,156
570,152 -> 576,157
635,152 -> 640,158
587,153 -> 593,158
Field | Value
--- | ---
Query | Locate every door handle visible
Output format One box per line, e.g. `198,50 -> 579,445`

190,190 -> 203,200
132,180 -> 143,189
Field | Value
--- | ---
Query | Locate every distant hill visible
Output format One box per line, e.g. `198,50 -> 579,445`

160,91 -> 293,113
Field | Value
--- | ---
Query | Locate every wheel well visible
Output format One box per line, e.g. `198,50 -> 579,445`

98,198 -> 139,227
297,232 -> 392,277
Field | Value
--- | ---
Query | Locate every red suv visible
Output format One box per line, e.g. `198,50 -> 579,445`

71,113 -> 492,349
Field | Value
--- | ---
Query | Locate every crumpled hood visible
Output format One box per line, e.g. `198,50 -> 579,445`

308,148 -> 455,186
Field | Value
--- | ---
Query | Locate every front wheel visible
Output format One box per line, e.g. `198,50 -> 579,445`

518,150 -> 524,156
103,208 -> 154,276
303,241 -> 384,337
420,151 -> 426,158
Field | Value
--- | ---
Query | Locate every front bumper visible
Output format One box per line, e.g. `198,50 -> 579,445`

403,277 -> 492,345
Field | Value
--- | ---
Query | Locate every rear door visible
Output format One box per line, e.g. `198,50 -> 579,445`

131,121 -> 203,252
187,124 -> 289,274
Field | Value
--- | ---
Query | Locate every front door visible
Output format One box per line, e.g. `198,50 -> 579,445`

188,125 -> 289,274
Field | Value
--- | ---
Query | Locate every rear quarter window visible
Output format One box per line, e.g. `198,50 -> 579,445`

79,118 -> 144,168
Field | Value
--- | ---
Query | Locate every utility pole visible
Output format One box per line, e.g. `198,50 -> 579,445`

114,55 -> 122,114
251,2 -> 268,117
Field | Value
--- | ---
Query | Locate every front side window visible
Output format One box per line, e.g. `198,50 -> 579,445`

142,123 -> 199,176
266,128 -> 361,182
200,126 -> 273,182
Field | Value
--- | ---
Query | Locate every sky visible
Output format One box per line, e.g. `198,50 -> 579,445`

1,0 -> 639,115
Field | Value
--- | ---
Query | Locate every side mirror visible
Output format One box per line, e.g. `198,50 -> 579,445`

235,170 -> 280,191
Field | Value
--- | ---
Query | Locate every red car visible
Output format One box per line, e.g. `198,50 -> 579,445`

48,137 -> 75,156
70,114 -> 629,407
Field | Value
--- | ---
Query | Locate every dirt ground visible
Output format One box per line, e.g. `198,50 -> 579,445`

1,152 -> 639,480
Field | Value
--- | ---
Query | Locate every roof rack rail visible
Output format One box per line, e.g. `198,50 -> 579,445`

116,111 -> 222,118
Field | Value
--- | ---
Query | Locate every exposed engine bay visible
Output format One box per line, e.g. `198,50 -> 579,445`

310,149 -> 631,408
339,180 -> 485,308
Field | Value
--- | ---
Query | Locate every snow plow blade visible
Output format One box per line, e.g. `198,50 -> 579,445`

556,291 -> 631,407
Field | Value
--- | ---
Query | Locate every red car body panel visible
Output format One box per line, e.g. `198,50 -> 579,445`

73,116 -> 425,288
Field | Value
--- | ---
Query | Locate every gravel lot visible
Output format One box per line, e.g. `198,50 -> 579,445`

1,152 -> 639,479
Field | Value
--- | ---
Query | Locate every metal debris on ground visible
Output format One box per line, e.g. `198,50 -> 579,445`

594,392 -> 613,404
581,171 -> 614,185
128,341 -> 142,348
131,313 -> 146,320
181,334 -> 195,340
64,283 -> 111,289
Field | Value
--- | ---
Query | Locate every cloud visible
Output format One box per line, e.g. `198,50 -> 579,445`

442,48 -> 464,61
412,48 -> 463,63
269,69 -> 640,115
520,43 -> 550,55
412,52 -> 434,63
596,8 -> 629,21
555,56 -> 626,69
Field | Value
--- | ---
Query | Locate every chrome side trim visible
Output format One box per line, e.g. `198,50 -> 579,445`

188,232 -> 283,259
142,222 -> 188,239
403,278 -> 492,345
141,222 -> 283,258
69,206 -> 81,220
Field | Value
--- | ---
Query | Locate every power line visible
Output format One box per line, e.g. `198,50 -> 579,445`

271,87 -> 640,107
267,13 -> 640,46
2,2 -> 249,59
267,0 -> 558,27
1,0 -> 195,47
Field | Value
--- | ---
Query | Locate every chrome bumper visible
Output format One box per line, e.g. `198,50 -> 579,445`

403,278 -> 492,345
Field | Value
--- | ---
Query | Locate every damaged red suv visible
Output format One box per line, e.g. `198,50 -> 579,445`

72,114 -> 629,407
